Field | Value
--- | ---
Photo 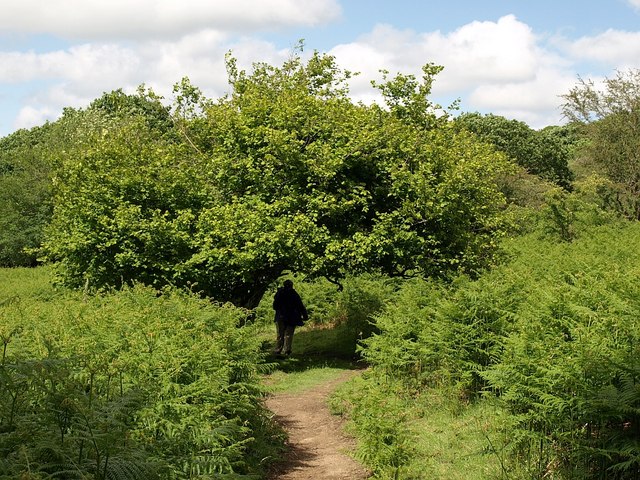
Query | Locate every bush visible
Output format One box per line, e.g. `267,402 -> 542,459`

455,113 -> 574,188
0,126 -> 55,267
0,273 -> 282,479
483,223 -> 640,478
329,275 -> 401,340
330,375 -> 415,479
344,221 -> 640,478
361,272 -> 523,397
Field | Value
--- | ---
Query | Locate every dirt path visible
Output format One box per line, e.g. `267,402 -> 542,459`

264,369 -> 371,480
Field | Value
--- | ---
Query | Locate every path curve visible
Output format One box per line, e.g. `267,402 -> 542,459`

265,370 -> 370,480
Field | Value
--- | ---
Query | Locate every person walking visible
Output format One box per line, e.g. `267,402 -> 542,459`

273,279 -> 308,356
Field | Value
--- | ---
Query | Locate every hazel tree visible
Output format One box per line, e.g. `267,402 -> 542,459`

44,50 -> 512,308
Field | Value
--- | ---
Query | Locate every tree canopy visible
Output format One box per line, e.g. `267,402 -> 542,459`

0,124 -> 59,266
41,51 -> 512,307
454,112 -> 574,189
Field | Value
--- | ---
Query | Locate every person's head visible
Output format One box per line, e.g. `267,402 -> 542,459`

283,279 -> 294,289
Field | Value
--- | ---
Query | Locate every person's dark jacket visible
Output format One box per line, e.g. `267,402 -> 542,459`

273,287 -> 308,326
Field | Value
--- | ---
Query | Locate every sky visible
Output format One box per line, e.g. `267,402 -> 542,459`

1,0 -> 640,137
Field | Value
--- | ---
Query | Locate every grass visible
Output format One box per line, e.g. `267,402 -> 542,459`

329,376 -> 512,480
263,365 -> 354,394
0,265 -> 56,300
258,320 -> 365,394
404,394 -> 511,479
290,323 -> 361,357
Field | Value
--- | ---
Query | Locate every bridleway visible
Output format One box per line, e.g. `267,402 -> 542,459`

264,369 -> 370,480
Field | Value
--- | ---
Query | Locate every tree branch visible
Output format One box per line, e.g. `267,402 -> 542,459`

324,276 -> 344,292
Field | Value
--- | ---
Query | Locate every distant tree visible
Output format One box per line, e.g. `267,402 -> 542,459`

0,87 -> 174,267
89,86 -> 174,135
0,125 -> 56,266
561,69 -> 640,219
454,112 -> 574,188
43,51 -> 513,308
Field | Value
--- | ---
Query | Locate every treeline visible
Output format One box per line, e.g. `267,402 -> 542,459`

1,51 -> 576,296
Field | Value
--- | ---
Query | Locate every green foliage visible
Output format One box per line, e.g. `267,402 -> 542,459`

329,275 -> 400,340
331,380 -> 509,480
455,112 -> 575,188
361,274 -> 518,397
483,224 -> 640,478
338,221 -> 640,479
0,269 -> 282,479
500,172 -> 621,241
42,51 -> 511,307
42,116 -> 207,294
89,86 -> 174,136
497,168 -> 556,211
331,376 -> 415,479
0,86 -> 174,268
0,125 -> 55,266
372,63 -> 451,130
562,69 -> 640,219
538,183 -> 618,242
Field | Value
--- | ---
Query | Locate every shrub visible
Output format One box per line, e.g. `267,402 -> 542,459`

0,276 -> 281,479
330,375 -> 415,479
361,273 -> 522,397
345,221 -> 640,478
256,274 -> 400,339
483,223 -> 640,478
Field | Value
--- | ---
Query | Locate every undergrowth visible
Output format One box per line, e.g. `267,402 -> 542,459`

331,221 -> 640,479
0,269 -> 283,479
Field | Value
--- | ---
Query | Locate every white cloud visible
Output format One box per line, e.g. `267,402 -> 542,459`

14,105 -> 57,130
5,32 -> 290,131
423,15 -> 541,89
330,15 -> 576,127
4,10 -> 640,134
331,15 -> 541,95
558,29 -> 640,67
5,13 -> 579,132
0,0 -> 341,40
2,43 -> 145,130
0,44 -> 140,85
627,0 -> 640,10
468,66 -> 577,127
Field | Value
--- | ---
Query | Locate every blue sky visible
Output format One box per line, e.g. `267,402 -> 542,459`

1,0 -> 640,137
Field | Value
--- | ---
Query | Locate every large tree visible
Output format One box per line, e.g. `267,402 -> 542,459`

0,127 -> 53,266
43,51 -> 512,308
561,69 -> 640,219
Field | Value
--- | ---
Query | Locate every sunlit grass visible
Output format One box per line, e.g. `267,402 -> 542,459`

405,394 -> 511,479
264,366 -> 352,394
259,321 -> 365,394
0,265 -> 57,300
331,377 -> 512,479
